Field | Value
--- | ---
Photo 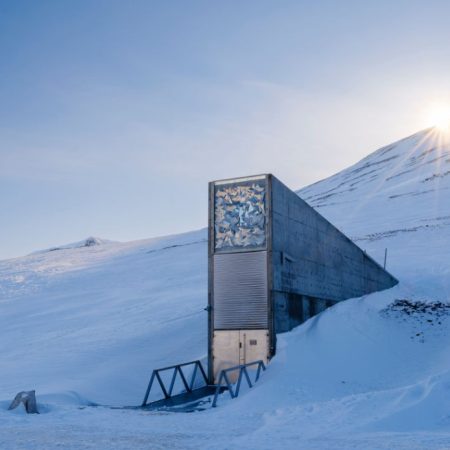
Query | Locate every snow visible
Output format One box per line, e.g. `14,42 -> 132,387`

0,128 -> 449,449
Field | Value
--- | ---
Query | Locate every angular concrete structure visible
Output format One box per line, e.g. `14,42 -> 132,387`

208,174 -> 398,382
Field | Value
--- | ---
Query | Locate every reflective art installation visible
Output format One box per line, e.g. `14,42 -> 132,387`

214,182 -> 266,251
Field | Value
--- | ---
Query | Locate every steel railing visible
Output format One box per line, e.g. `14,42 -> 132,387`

212,360 -> 266,407
141,360 -> 208,407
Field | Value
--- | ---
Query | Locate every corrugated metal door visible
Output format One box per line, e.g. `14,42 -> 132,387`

213,251 -> 268,329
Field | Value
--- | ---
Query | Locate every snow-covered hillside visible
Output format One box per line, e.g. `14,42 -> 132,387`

0,128 -> 449,449
300,127 -> 450,296
0,230 -> 208,406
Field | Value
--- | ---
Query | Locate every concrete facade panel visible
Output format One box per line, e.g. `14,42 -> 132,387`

270,175 -> 397,332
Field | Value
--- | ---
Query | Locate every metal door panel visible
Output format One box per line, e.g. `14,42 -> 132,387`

240,329 -> 269,368
212,329 -> 269,383
212,330 -> 240,382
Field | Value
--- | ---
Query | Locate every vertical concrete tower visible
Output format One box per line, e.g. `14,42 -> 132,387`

208,174 -> 397,382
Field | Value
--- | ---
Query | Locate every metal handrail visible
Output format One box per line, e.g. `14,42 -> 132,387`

141,360 -> 208,407
212,360 -> 266,407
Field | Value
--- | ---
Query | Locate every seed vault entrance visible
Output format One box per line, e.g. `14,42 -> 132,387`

208,174 -> 398,383
212,330 -> 269,381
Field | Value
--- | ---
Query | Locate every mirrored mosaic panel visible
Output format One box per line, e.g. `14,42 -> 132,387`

214,180 -> 266,251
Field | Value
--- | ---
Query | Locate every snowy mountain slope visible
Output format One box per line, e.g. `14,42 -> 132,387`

0,229 -> 208,406
299,127 -> 450,295
0,128 -> 449,449
300,127 -> 450,234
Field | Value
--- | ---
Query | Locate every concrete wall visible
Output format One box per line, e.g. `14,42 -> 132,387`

270,175 -> 398,332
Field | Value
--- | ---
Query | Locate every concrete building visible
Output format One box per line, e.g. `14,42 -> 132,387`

208,174 -> 398,382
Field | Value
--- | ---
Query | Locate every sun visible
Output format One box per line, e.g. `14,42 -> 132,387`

425,102 -> 450,132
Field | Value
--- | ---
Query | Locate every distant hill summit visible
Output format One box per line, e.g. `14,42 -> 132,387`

31,236 -> 113,255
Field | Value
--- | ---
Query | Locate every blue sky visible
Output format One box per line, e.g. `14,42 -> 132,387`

1,0 -> 450,259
